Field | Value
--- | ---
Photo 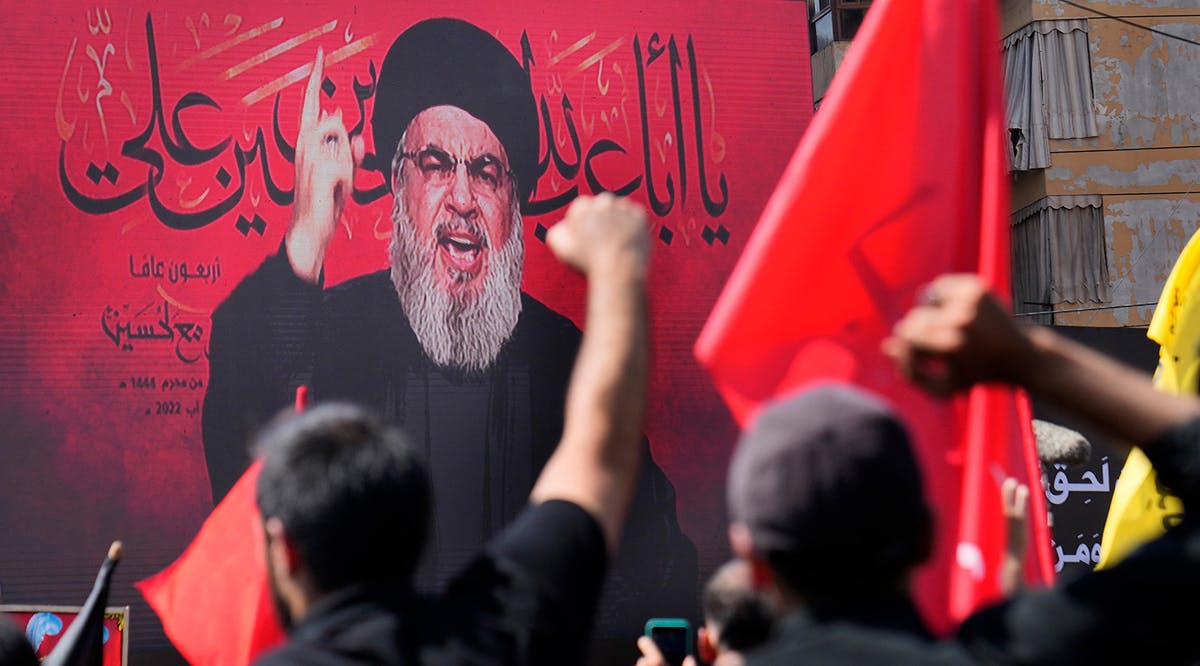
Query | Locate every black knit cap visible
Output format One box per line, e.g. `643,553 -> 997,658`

727,384 -> 932,596
371,18 -> 539,209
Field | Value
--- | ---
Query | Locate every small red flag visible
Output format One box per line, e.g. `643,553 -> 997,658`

136,385 -> 311,664
695,0 -> 1052,632
137,462 -> 284,664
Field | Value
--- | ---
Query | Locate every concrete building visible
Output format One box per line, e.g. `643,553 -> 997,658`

809,0 -> 1200,326
807,0 -> 1200,579
1003,0 -> 1200,326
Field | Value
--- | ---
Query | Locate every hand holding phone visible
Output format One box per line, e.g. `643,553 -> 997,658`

641,618 -> 693,666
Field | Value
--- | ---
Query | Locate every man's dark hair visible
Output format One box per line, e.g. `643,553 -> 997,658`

255,403 -> 430,592
762,518 -> 932,606
702,562 -> 772,652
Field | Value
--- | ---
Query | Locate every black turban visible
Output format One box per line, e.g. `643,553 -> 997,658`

371,18 -> 540,209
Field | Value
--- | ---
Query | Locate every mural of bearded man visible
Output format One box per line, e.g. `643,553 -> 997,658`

202,17 -> 697,660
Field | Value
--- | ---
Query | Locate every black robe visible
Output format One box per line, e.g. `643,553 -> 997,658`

202,249 -> 698,658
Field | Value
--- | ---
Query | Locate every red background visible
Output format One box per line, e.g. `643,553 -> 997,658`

0,0 -> 811,655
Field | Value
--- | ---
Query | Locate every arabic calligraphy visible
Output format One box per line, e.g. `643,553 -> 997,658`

128,254 -> 222,284
134,399 -> 201,417
118,374 -> 205,418
62,15 -> 732,243
1044,459 -> 1112,506
523,30 -> 728,221
100,299 -> 208,364
62,14 -> 280,229
118,375 -> 205,391
1053,535 -> 1103,572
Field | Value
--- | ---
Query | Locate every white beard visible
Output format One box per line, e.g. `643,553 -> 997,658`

388,195 -> 524,372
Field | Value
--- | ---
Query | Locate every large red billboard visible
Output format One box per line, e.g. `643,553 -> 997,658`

0,0 -> 811,657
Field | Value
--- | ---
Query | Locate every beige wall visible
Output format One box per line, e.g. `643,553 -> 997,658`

1003,2 -> 1200,326
1054,195 -> 1200,325
1001,0 -> 1035,37
1031,0 -> 1200,21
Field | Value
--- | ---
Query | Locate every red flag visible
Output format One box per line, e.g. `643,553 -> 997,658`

136,461 -> 284,665
694,0 -> 1053,632
136,386 -> 310,664
294,385 -> 309,414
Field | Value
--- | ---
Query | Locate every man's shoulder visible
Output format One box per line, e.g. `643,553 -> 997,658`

253,590 -> 420,666
324,270 -> 398,307
254,642 -> 326,666
513,292 -> 582,350
254,640 -> 381,666
320,271 -> 415,342
254,638 -> 413,666
747,619 -> 974,666
436,500 -> 606,666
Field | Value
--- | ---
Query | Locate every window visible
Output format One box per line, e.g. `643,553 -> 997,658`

809,0 -> 874,54
1003,19 -> 1099,171
1011,195 -> 1110,325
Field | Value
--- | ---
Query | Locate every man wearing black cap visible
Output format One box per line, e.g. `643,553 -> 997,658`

724,274 -> 1200,665
202,16 -> 695,655
725,383 -> 963,664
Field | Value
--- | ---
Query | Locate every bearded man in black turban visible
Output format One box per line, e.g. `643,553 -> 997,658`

202,18 -> 697,661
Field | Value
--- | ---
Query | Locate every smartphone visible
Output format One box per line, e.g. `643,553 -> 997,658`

645,618 -> 692,666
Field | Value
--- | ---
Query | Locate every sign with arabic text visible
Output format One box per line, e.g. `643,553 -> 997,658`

0,0 -> 811,655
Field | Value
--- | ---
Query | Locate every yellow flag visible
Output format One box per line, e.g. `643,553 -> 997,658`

1096,229 -> 1200,567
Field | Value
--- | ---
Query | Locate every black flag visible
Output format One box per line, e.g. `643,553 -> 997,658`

43,542 -> 122,666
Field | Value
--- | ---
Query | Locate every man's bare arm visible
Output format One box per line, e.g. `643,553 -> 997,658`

530,193 -> 650,553
884,274 -> 1200,447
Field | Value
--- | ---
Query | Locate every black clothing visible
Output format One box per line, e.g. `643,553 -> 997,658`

0,616 -> 38,666
744,594 -> 972,666
253,500 -> 607,666
746,417 -> 1200,666
203,249 -> 697,655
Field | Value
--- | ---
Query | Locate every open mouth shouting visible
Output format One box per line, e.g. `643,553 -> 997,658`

436,222 -> 488,280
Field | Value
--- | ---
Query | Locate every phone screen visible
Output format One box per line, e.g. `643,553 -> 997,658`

650,626 -> 689,666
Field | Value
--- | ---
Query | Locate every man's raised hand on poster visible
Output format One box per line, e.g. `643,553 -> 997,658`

286,47 -> 367,284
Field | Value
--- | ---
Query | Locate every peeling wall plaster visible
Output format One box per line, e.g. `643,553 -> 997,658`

1073,198 -> 1200,326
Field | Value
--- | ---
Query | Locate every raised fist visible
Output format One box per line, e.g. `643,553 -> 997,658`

546,193 -> 650,279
